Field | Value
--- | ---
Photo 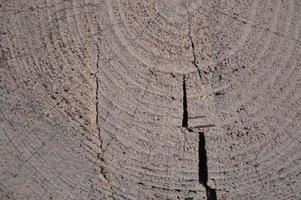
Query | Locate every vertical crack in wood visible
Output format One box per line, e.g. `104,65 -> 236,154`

96,49 -> 101,148
198,133 -> 208,184
206,186 -> 217,200
199,133 -> 217,200
93,44 -> 113,195
182,75 -> 188,128
181,62 -> 217,200
185,0 -> 203,81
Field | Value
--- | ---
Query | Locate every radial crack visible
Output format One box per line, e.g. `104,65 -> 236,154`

184,1 -> 202,80
198,133 -> 208,184
206,186 -> 217,200
95,49 -> 101,146
182,75 -> 188,128
181,77 -> 217,199
199,133 -> 217,200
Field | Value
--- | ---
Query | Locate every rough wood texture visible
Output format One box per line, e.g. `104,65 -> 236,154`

0,0 -> 300,199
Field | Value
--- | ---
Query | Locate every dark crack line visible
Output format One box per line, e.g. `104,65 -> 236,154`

198,133 -> 208,184
184,1 -> 203,81
188,22 -> 197,65
189,33 -> 203,81
199,133 -> 217,200
206,186 -> 217,200
182,75 -> 188,128
181,9 -> 217,194
93,46 -> 114,193
95,49 -> 101,147
181,76 -> 217,200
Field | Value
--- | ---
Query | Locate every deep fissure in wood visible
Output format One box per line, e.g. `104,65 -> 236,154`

199,133 -> 217,200
198,133 -> 208,184
182,76 -> 188,128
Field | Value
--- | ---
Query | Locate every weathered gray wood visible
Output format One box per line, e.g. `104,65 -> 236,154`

0,0 -> 300,199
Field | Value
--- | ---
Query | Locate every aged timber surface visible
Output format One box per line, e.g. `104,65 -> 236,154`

0,0 -> 300,200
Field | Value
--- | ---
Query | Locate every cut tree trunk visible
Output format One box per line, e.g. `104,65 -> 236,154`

0,0 -> 300,199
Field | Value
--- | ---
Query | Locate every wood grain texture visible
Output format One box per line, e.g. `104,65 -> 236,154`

0,0 -> 300,199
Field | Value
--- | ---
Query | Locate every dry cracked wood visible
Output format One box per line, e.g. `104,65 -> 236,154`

0,0 -> 300,199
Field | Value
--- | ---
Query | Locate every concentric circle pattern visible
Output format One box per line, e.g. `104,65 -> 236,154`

0,0 -> 300,199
